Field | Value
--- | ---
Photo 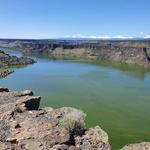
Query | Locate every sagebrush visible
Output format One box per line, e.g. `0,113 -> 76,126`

60,109 -> 86,135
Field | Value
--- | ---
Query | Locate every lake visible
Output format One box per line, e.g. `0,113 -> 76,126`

0,50 -> 150,149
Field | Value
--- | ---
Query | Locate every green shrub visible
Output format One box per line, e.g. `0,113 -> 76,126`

14,106 -> 23,113
60,109 -> 86,135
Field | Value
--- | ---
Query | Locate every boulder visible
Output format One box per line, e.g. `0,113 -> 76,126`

75,126 -> 111,150
15,96 -> 41,111
0,89 -> 40,114
18,90 -> 34,96
0,87 -> 9,92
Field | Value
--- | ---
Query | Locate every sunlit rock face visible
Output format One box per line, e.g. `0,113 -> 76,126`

0,39 -> 150,68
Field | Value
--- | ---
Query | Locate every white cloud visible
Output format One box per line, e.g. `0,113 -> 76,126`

64,34 -> 150,39
64,34 -> 134,39
144,35 -> 150,39
111,35 -> 133,39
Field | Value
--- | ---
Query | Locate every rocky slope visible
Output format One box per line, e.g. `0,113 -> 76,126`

0,50 -> 35,66
0,39 -> 150,68
0,50 -> 35,78
0,87 -> 111,150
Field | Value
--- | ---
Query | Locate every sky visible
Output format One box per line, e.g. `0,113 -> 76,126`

0,0 -> 150,39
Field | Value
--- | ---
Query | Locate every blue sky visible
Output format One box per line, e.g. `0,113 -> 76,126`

0,0 -> 150,39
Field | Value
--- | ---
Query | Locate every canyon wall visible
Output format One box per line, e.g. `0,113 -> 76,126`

0,39 -> 150,68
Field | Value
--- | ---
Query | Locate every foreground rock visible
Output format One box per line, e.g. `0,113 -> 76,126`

0,50 -> 35,78
0,88 -> 111,150
1,87 -> 149,150
75,126 -> 111,150
0,87 -> 9,92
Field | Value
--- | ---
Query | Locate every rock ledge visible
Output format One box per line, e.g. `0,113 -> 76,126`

0,88 -> 111,150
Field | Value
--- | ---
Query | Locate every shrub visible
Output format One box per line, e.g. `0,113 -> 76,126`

14,106 -> 23,113
60,109 -> 86,135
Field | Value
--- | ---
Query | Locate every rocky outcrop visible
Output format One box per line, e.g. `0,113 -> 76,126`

0,50 -> 35,78
0,50 -> 35,66
75,126 -> 111,150
0,87 -> 9,92
0,87 -> 111,150
0,39 -> 150,68
0,69 -> 14,78
121,142 -> 150,150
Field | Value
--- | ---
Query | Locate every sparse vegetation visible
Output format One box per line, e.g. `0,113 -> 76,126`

60,109 -> 86,135
14,106 -> 23,113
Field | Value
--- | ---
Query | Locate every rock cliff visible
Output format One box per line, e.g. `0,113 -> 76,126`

0,39 -> 150,68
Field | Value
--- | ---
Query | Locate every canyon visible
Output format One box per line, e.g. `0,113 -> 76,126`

1,39 -> 150,149
0,39 -> 150,68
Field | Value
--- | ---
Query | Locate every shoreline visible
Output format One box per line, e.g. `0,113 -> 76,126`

2,48 -> 150,80
0,39 -> 150,68
0,68 -> 14,78
0,50 -> 35,78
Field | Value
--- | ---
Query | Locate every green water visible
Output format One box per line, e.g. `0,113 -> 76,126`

0,51 -> 150,149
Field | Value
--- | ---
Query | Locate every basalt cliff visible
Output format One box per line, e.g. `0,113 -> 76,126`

0,39 -> 150,68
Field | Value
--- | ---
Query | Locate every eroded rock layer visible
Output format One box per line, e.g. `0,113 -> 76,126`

0,39 -> 150,68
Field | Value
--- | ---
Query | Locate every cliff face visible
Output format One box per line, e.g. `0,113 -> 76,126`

91,46 -> 150,68
0,39 -> 150,68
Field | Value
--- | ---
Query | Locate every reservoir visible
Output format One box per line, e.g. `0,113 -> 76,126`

1,50 -> 150,149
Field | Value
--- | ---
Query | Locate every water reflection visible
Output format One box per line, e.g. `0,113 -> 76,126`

2,48 -> 150,81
